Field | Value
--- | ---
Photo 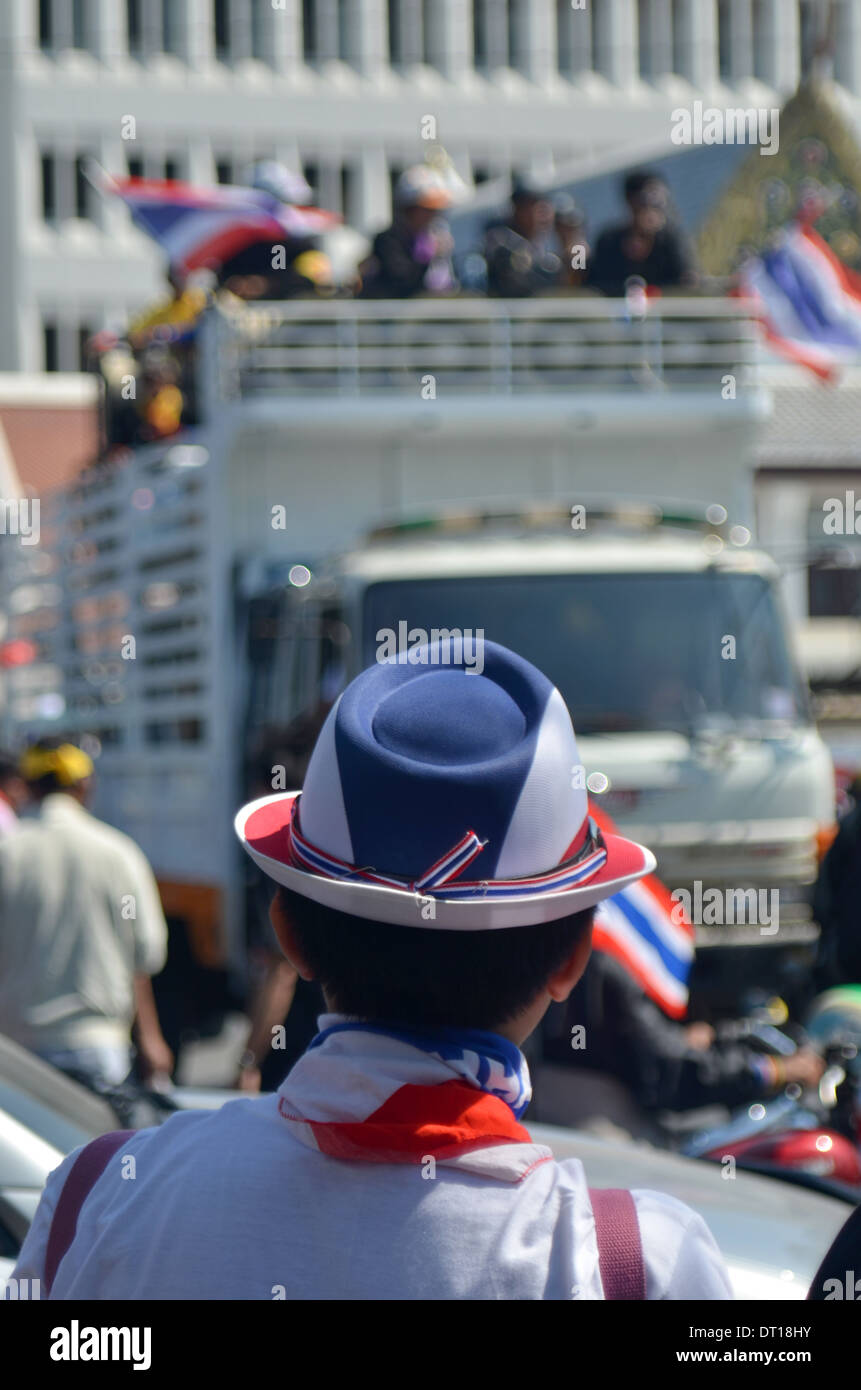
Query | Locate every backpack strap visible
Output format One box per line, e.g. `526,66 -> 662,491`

44,1130 -> 134,1296
589,1187 -> 646,1300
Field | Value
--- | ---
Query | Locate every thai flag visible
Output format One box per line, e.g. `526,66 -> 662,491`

95,169 -> 339,280
590,805 -> 694,1019
739,222 -> 861,381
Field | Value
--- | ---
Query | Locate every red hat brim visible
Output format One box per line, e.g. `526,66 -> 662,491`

235,793 -> 656,931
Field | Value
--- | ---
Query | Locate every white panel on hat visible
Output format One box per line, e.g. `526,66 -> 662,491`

295,695 -> 354,862
495,686 -> 587,878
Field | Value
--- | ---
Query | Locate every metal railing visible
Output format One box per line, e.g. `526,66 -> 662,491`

204,295 -> 762,404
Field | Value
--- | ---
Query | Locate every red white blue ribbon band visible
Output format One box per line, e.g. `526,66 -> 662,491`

287,803 -> 607,900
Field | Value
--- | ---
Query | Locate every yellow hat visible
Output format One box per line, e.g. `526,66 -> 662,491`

20,743 -> 94,787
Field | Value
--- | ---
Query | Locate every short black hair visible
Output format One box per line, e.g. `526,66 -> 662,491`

511,176 -> 545,204
623,169 -> 665,201
279,886 -> 593,1031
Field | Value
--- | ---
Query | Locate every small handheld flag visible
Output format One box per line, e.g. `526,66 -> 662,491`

590,804 -> 694,1019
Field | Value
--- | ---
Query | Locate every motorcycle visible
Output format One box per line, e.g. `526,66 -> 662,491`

681,987 -> 861,1192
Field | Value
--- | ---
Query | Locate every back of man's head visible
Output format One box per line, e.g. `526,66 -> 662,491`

278,885 -> 594,1032
623,170 -> 667,207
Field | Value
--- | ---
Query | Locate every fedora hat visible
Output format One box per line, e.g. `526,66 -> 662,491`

235,640 -> 655,930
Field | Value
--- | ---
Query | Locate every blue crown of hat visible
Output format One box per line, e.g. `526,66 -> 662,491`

293,638 -> 599,895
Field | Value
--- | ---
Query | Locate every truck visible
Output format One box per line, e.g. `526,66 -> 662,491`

0,293 -> 835,1033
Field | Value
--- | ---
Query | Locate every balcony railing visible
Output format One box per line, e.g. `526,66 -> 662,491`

201,295 -> 762,407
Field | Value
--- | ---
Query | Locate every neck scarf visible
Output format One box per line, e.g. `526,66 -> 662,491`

277,1015 -> 553,1183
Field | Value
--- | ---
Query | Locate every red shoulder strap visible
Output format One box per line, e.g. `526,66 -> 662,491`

589,1187 -> 646,1300
44,1130 -> 134,1296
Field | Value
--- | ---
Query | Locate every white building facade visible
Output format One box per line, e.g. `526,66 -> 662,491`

1,0 -> 861,371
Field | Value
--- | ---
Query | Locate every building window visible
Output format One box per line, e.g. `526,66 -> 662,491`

752,0 -> 767,81
717,0 -> 731,78
507,0 -> 522,72
557,0 -> 573,74
127,154 -> 144,179
388,1 -> 425,66
638,0 -> 652,76
43,322 -> 59,373
127,0 -> 143,54
39,0 -> 53,49
216,159 -> 234,185
72,0 -> 88,50
809,563 -> 861,619
557,0 -> 592,76
303,161 -> 319,199
388,164 -> 404,206
162,0 -> 181,54
303,0 -> 317,61
639,0 -> 674,79
74,155 -> 93,219
671,0 -> 685,77
251,0 -> 269,60
799,0 -> 823,79
127,0 -> 143,56
474,0 -> 486,66
41,153 -> 57,221
338,0 -> 352,62
341,164 -> 358,222
388,0 -> 401,62
78,325 -> 95,371
164,156 -> 182,182
422,0 -> 438,68
215,0 -> 231,61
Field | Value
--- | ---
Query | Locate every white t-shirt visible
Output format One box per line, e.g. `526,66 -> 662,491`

14,1094 -> 733,1300
0,794 -> 167,1051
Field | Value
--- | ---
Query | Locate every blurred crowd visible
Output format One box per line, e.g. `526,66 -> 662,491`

89,162 -> 698,452
361,164 -> 696,300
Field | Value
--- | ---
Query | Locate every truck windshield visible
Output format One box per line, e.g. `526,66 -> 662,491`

362,571 -> 808,736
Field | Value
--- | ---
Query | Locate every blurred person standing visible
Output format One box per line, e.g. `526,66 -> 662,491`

359,165 -> 456,298
126,267 -> 210,352
0,740 -> 171,1091
587,170 -> 697,297
482,180 -> 563,297
814,780 -> 861,988
137,346 -> 185,441
236,701 -> 333,1093
0,750 -> 29,837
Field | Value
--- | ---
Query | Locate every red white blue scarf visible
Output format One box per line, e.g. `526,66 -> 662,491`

277,1016 -> 553,1183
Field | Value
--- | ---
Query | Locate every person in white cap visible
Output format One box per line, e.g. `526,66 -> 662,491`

358,164 -> 456,298
245,160 -> 314,207
13,642 -> 731,1299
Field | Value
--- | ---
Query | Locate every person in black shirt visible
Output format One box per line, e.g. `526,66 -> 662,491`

537,947 -> 823,1129
587,170 -> 697,297
813,790 -> 861,989
358,166 -> 456,299
483,179 -> 564,297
